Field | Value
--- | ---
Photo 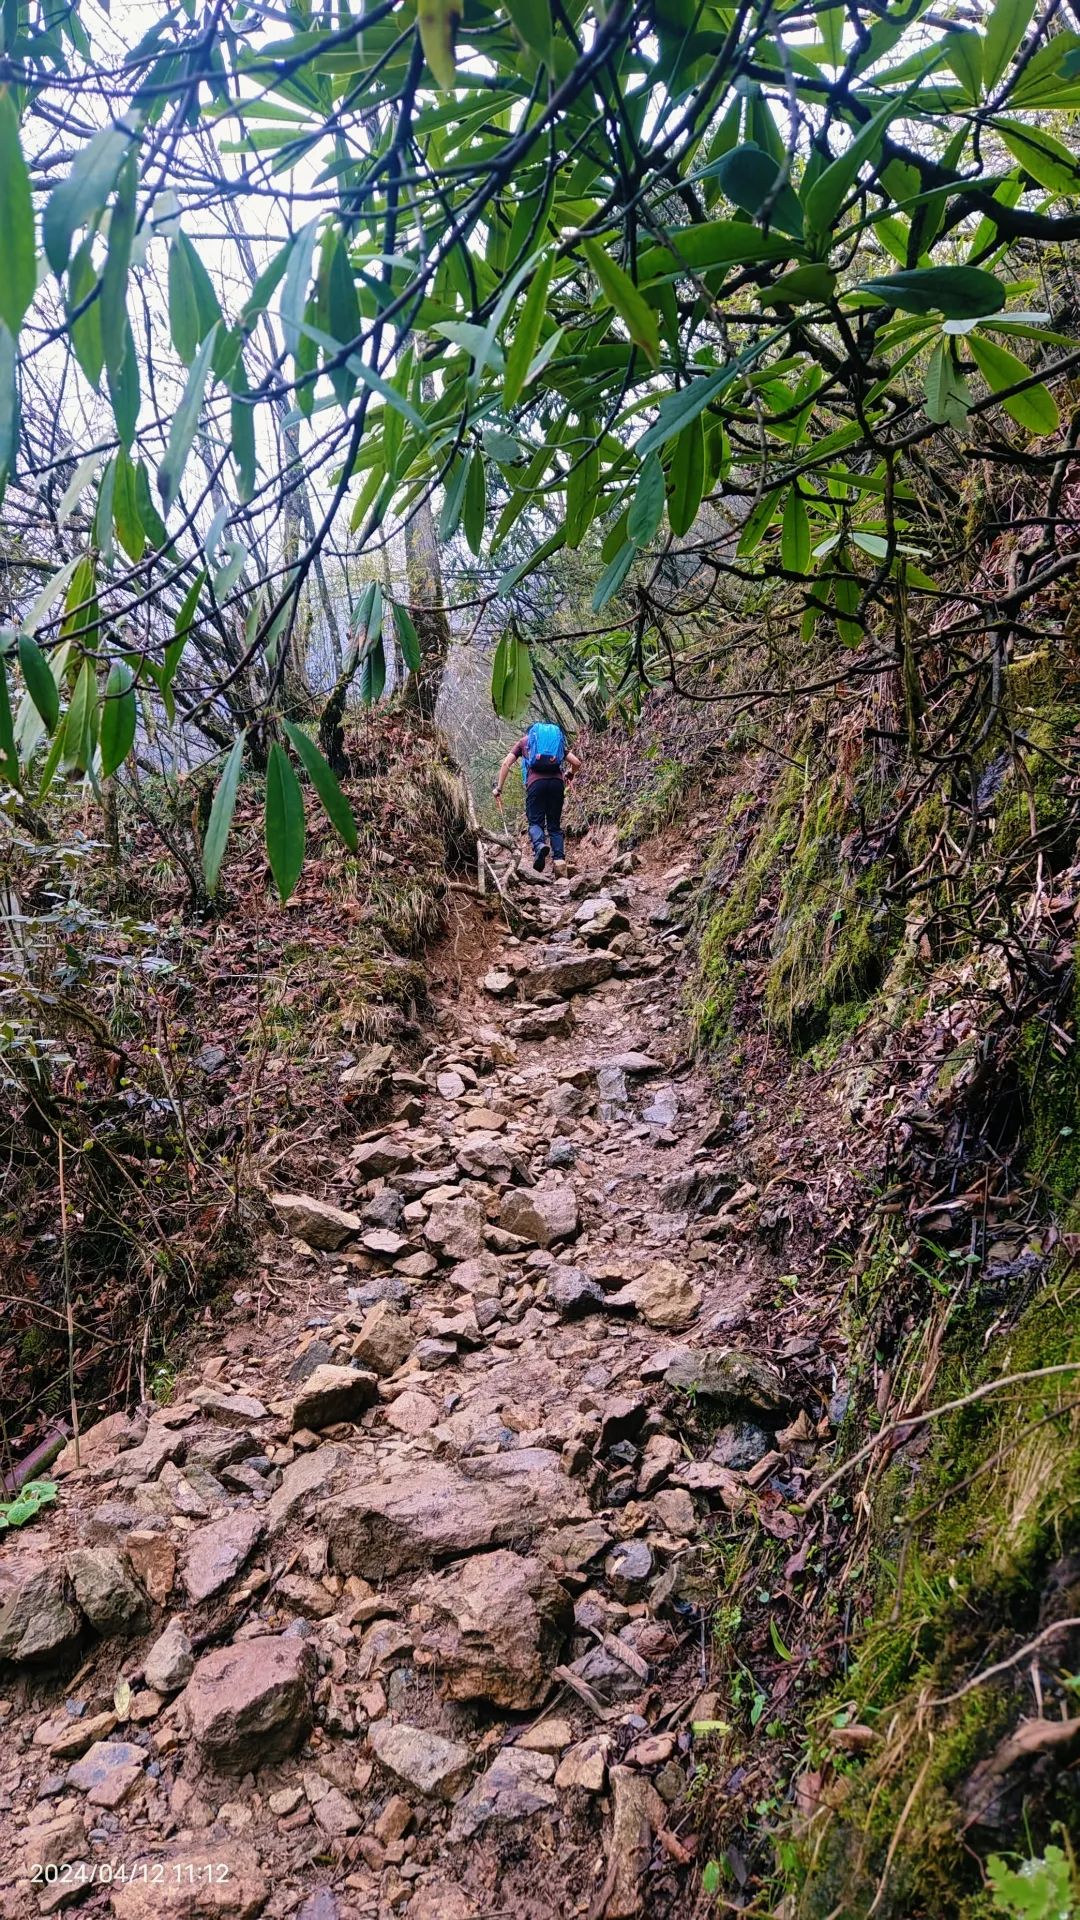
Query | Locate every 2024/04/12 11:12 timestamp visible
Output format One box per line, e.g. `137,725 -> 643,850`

30,1861 -> 235,1888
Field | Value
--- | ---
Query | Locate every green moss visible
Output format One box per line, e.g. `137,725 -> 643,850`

793,1268 -> 1080,1920
693,751 -> 898,1054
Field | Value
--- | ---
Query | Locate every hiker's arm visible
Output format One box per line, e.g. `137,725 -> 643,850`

492,745 -> 521,797
565,750 -> 583,781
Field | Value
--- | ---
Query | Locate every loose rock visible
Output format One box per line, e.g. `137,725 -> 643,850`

183,1635 -> 315,1769
144,1620 -> 195,1694
413,1549 -> 572,1709
66,1547 -> 150,1637
271,1193 -> 361,1250
368,1722 -> 472,1801
290,1364 -> 378,1431
499,1181 -> 579,1248
182,1511 -> 264,1605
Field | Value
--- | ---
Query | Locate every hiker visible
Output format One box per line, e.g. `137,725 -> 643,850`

493,720 -> 582,875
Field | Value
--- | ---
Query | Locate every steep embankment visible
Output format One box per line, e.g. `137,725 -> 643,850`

0,827 -> 816,1920
585,683 -> 1080,1916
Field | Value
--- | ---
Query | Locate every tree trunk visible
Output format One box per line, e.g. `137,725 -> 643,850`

403,370 -> 451,722
403,493 -> 450,722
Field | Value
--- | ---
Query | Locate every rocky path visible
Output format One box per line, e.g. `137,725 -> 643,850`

0,837 -> 798,1920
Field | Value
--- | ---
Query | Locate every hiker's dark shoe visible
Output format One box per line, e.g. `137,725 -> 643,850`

533,846 -> 549,872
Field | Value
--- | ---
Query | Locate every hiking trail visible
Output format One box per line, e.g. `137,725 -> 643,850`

0,825 -> 796,1920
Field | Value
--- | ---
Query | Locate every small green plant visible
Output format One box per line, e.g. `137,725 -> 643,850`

0,1479 -> 58,1529
987,1848 -> 1077,1920
150,1360 -> 177,1405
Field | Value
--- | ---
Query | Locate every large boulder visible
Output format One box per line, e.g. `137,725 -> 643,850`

270,1192 -> 361,1250
0,1553 -> 81,1666
66,1547 -> 150,1636
664,1348 -> 791,1418
290,1364 -> 378,1431
499,1181 -> 578,1248
413,1550 -> 571,1709
182,1635 -> 315,1769
368,1722 -> 472,1801
327,1450 -> 588,1579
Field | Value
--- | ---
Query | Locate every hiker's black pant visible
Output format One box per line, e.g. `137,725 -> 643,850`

525,778 -> 565,859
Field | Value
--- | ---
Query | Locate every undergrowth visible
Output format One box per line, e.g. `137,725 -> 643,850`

0,712 -> 473,1473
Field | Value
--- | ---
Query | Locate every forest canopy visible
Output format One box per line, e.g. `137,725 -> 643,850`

1,0 -> 1079,892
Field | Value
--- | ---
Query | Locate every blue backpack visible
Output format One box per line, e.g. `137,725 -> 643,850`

522,722 -> 566,782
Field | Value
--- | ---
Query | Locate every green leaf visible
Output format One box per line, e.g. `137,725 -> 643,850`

158,324 -> 218,516
100,153 -> 137,390
505,0 -> 553,64
107,316 -> 141,449
760,264 -> 837,307
67,239 -> 103,390
0,649 -> 18,785
592,539 -> 636,611
439,456 -> 469,541
581,238 -> 660,368
637,221 -> 792,283
230,362 -> 256,502
503,253 -> 555,410
63,658 -> 97,771
769,1616 -> 794,1661
203,731 -> 245,896
394,602 -> 422,674
18,635 -> 60,732
93,456 -> 117,564
925,339 -> 972,426
0,319 -> 16,494
281,218 -> 318,359
168,233 -> 199,363
135,460 -> 167,550
418,0 -> 463,88
857,266 -> 1005,319
43,121 -> 132,275
566,439 -> 599,548
113,448 -> 144,562
627,453 -> 666,547
0,86 -> 37,337
213,539 -> 247,601
803,94 -> 903,235
360,630 -> 386,705
282,719 -> 357,852
968,332 -> 1059,433
702,143 -> 803,238
942,28 -> 983,102
668,414 -> 705,538
464,451 -> 486,556
996,120 -> 1080,194
100,659 -> 136,776
638,364 -> 746,457
983,0 -> 1035,89
491,629 -> 534,719
781,489 -> 811,573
